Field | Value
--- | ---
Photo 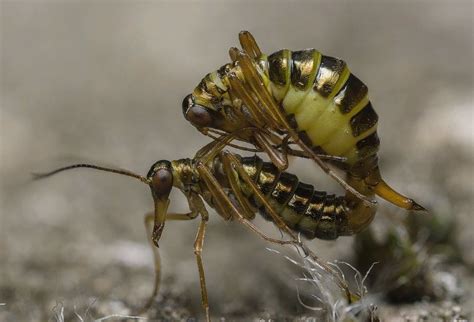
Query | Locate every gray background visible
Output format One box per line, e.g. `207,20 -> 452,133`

1,1 -> 473,321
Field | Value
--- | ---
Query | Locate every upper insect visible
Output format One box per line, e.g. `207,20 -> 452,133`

183,31 -> 425,212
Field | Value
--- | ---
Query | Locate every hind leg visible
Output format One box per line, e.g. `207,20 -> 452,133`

218,150 -> 355,302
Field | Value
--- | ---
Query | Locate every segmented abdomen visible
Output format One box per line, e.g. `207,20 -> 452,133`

193,49 -> 380,176
262,49 -> 380,171
238,155 -> 353,240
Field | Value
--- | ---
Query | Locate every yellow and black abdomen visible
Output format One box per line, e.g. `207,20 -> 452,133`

190,48 -> 381,178
189,40 -> 424,213
237,155 -> 368,240
259,49 -> 380,177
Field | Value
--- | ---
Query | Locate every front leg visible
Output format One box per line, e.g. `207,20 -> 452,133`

136,212 -> 162,315
138,208 -> 200,315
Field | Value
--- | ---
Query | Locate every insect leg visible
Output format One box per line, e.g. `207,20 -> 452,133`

238,31 -> 262,60
205,130 -> 261,152
195,133 -> 237,163
227,72 -> 271,127
284,146 -> 348,162
165,212 -> 200,220
195,161 -> 293,245
233,51 -> 376,205
196,129 -> 266,164
173,192 -> 214,322
229,71 -> 295,170
136,212 -> 162,314
269,142 -> 350,170
138,208 -> 200,314
219,151 -> 355,302
193,211 -> 210,322
254,131 -> 289,170
232,51 -> 286,127
220,150 -> 298,240
168,194 -> 213,322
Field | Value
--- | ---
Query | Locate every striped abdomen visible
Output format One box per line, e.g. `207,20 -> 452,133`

191,49 -> 380,178
261,49 -> 379,176
235,155 -> 376,240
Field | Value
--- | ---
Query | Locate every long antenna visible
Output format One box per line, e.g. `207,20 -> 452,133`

32,163 -> 149,184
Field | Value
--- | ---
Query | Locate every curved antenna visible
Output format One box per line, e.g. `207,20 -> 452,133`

32,163 -> 149,184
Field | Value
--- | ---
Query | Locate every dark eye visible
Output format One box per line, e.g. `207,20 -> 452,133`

187,105 -> 213,127
151,168 -> 173,198
147,160 -> 173,199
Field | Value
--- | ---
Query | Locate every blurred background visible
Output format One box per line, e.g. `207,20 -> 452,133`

1,1 -> 472,321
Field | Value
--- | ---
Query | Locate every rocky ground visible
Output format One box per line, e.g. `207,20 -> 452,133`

1,1 -> 472,321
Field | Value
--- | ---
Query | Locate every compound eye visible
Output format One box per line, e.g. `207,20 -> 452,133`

186,105 -> 213,127
150,168 -> 173,199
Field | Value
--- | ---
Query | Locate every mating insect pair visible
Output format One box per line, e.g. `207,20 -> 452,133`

183,31 -> 424,212
35,31 -> 425,321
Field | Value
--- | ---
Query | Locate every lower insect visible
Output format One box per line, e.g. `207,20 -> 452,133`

35,141 -> 382,320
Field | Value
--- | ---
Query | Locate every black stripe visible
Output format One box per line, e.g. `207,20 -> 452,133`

268,50 -> 289,86
291,49 -> 315,90
240,156 -> 264,208
335,73 -> 368,114
314,194 -> 339,240
270,172 -> 299,206
241,155 -> 264,182
348,155 -> 379,179
286,182 -> 314,215
257,162 -> 281,195
350,102 -> 378,137
305,191 -> 326,220
356,132 -> 380,159
314,55 -> 346,97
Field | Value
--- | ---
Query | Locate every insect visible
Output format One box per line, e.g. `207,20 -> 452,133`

182,31 -> 425,212
34,140 -> 375,321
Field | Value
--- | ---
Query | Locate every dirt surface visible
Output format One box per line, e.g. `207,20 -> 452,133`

1,1 -> 473,321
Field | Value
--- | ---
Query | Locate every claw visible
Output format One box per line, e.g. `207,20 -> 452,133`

409,199 -> 428,212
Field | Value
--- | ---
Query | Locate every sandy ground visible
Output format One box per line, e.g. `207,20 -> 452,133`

1,1 -> 473,321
